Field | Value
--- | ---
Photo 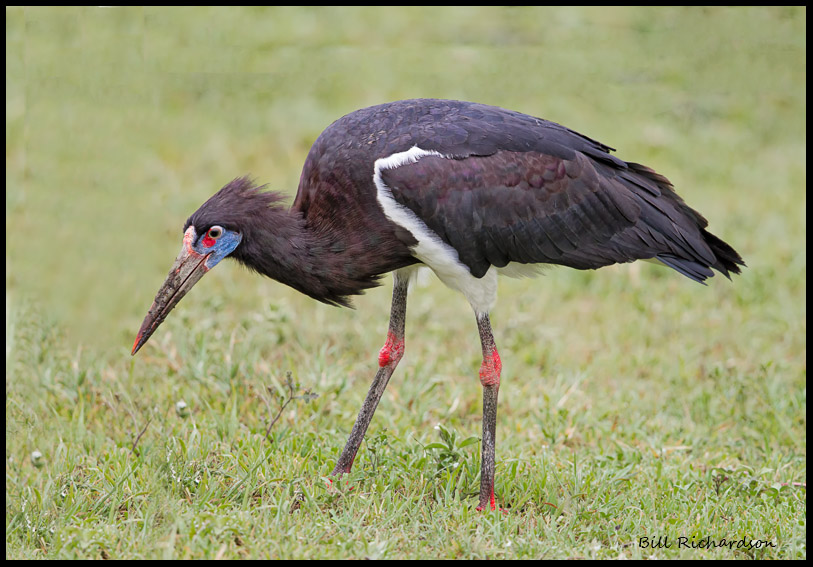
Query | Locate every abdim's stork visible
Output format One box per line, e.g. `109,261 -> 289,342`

132,99 -> 744,511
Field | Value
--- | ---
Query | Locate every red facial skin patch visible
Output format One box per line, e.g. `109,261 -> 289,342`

182,226 -> 197,254
202,235 -> 216,248
479,349 -> 502,387
378,331 -> 405,367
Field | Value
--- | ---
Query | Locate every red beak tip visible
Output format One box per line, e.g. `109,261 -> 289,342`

131,334 -> 142,356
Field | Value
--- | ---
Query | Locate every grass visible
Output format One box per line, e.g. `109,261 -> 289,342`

6,6 -> 806,559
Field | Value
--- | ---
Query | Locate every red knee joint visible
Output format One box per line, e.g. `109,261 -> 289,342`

479,349 -> 502,387
378,330 -> 405,368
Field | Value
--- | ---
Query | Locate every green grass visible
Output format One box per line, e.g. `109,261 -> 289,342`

6,6 -> 806,559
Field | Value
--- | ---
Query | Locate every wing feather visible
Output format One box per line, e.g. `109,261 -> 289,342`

380,148 -> 740,282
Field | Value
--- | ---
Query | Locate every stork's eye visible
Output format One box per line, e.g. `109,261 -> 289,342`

200,225 -> 225,248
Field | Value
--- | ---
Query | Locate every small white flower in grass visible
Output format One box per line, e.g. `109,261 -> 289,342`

175,400 -> 190,418
31,450 -> 44,468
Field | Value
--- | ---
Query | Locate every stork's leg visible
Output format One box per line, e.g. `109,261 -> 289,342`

331,272 -> 409,476
476,312 -> 502,511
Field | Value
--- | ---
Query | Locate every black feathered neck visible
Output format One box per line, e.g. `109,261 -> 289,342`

185,177 -> 410,306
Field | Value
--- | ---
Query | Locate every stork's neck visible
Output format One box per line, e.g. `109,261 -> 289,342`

230,201 -> 413,307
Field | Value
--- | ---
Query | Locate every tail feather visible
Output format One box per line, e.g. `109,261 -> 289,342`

624,162 -> 745,283
701,228 -> 745,278
656,254 -> 714,284
656,228 -> 744,283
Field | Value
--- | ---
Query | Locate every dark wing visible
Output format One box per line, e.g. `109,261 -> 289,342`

380,148 -> 743,282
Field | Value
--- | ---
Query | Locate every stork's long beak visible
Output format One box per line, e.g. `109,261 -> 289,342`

132,227 -> 211,355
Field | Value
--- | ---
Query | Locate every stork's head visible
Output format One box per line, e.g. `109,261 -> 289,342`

131,177 -> 279,355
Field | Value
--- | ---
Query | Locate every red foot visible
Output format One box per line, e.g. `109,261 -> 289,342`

325,477 -> 355,492
378,331 -> 405,367
476,490 -> 507,513
476,490 -> 497,511
479,349 -> 502,387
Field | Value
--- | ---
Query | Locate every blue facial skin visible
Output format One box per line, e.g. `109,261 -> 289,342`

195,228 -> 242,270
